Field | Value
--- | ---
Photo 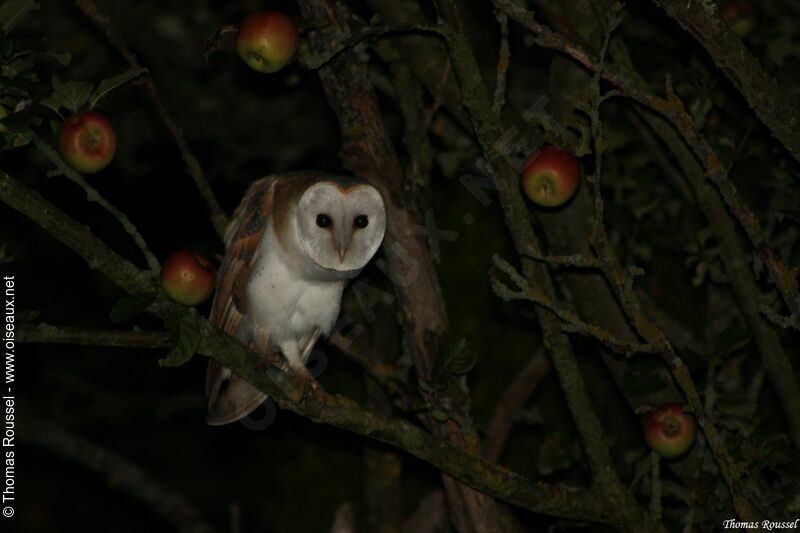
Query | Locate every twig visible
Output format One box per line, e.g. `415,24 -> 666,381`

612,38 -> 800,449
21,418 -> 218,533
683,359 -> 717,532
492,0 -> 800,331
298,22 -> 444,70
431,1 -> 661,530
294,1 -> 503,530
18,322 -> 170,348
490,256 -> 656,355
648,0 -> 800,164
521,248 -> 606,270
484,348 -> 550,462
73,0 -> 229,241
328,332 -> 412,408
364,0 -> 472,131
0,170 -> 153,294
649,452 -> 662,525
579,9 -> 759,520
27,131 -> 160,272
492,11 -> 510,118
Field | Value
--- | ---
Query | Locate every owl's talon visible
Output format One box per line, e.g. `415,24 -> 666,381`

293,368 -> 326,408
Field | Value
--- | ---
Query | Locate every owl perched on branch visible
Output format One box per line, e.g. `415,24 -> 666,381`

206,172 -> 387,425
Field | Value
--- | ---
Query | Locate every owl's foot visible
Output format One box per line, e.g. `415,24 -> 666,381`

291,365 -> 327,408
247,341 -> 282,364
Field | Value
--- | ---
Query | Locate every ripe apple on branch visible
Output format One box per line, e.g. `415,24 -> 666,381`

520,146 -> 581,207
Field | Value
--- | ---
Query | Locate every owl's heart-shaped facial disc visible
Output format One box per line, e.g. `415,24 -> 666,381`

296,181 -> 386,272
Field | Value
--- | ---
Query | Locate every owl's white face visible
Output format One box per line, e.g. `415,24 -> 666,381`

296,181 -> 387,272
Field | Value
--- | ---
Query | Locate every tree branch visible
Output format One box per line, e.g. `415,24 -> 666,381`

73,0 -> 229,240
484,348 -> 550,463
3,169 -> 616,526
490,256 -> 657,355
294,1 -> 503,530
27,130 -> 160,272
615,47 -> 800,450
18,322 -> 170,348
490,2 -> 763,519
0,170 -> 154,295
430,2 -> 659,530
649,0 -> 800,164
492,0 -> 800,331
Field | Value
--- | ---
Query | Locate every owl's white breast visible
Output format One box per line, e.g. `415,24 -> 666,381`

243,220 -> 346,356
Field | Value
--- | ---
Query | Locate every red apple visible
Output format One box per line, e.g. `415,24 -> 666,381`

520,146 -> 580,207
160,250 -> 216,305
644,404 -> 697,459
236,11 -> 299,74
57,111 -> 117,174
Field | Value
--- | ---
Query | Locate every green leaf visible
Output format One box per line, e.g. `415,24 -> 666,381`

51,76 -> 92,113
160,313 -> 200,367
430,409 -> 449,423
0,0 -> 39,33
39,88 -> 67,115
38,47 -> 70,66
417,378 -> 437,394
88,67 -> 147,109
109,293 -> 156,323
432,337 -> 477,384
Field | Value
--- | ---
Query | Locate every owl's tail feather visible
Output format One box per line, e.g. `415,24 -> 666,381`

205,360 -> 268,425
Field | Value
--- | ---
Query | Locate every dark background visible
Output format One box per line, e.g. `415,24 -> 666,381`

2,0 -> 800,531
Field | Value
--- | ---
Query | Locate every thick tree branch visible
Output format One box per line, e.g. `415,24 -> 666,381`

2,170 -> 616,526
490,1 -> 764,519
430,2 -> 658,531
649,0 -> 800,164
614,46 -> 800,449
0,171 -> 154,295
493,0 -> 800,330
294,1 -> 502,531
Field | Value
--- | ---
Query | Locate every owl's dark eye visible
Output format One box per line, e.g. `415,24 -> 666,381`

354,215 -> 369,229
316,214 -> 332,228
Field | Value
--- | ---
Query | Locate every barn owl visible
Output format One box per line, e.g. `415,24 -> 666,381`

205,172 -> 387,425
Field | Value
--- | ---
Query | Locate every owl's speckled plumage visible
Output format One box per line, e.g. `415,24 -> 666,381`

206,172 -> 387,425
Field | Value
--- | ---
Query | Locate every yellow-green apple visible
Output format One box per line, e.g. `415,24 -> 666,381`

160,250 -> 216,305
520,146 -> 580,207
236,11 -> 299,74
645,404 -> 697,459
57,111 -> 117,174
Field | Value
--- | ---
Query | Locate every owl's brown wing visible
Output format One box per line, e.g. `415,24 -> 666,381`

206,176 -> 278,426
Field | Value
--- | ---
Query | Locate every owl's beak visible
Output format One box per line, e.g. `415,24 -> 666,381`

334,227 -> 352,263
